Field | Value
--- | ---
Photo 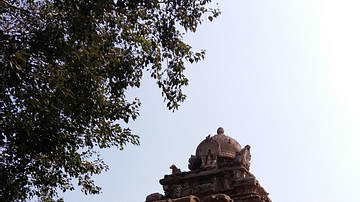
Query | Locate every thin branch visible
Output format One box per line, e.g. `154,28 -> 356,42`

1,0 -> 29,12
1,0 -> 40,14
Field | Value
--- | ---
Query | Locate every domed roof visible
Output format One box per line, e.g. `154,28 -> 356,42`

196,127 -> 242,159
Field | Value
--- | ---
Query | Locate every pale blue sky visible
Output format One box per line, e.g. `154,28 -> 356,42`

62,1 -> 360,201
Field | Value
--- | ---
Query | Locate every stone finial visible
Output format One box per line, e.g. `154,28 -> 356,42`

217,127 -> 224,135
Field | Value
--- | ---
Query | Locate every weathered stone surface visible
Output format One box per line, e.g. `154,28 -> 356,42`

146,193 -> 165,202
190,128 -> 243,171
151,195 -> 200,202
145,127 -> 272,202
203,194 -> 233,202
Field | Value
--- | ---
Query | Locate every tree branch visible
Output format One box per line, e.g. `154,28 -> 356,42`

1,0 -> 40,14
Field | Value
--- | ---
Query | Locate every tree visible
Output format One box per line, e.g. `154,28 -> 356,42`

0,0 -> 220,201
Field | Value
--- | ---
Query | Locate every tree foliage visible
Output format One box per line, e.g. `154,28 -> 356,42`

0,0 -> 220,201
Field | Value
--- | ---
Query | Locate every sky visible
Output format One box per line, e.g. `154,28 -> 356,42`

62,1 -> 360,201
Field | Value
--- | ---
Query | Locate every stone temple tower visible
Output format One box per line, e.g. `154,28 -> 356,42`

145,127 -> 272,202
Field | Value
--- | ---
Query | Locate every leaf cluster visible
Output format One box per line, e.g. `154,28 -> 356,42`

0,0 -> 220,201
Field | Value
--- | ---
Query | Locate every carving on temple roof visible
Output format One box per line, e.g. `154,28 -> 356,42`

170,165 -> 181,175
146,193 -> 165,202
146,127 -> 272,202
190,127 -> 243,171
241,145 -> 251,170
188,155 -> 201,171
233,145 -> 251,170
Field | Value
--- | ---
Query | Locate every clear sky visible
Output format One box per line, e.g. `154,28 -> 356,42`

62,1 -> 360,201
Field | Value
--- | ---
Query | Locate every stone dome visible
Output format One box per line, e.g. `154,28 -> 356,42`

211,133 -> 242,158
195,127 -> 242,159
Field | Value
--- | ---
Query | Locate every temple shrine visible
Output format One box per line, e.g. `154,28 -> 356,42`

145,127 -> 272,202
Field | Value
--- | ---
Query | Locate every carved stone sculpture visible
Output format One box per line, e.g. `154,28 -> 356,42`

209,177 -> 219,192
188,155 -> 201,171
222,173 -> 232,190
240,145 -> 251,170
146,193 -> 165,202
204,149 -> 217,169
170,165 -> 181,174
173,185 -> 182,198
233,145 -> 251,170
